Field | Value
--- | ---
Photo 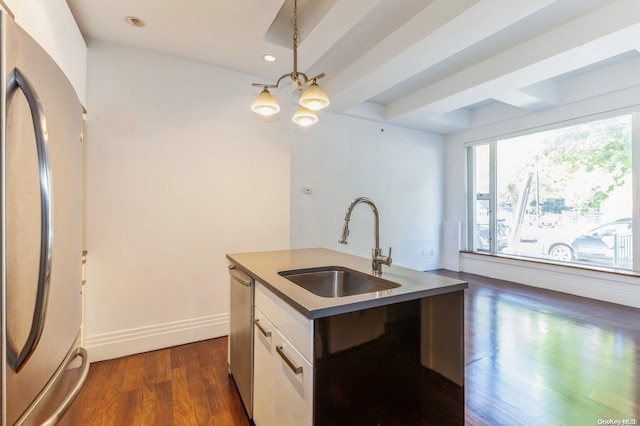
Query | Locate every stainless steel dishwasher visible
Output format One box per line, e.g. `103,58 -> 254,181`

228,264 -> 254,418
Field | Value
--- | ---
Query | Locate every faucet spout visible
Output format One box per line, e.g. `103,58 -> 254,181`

337,197 -> 391,275
339,197 -> 379,240
338,219 -> 350,244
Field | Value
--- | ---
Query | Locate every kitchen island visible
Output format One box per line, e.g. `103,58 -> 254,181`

227,248 -> 467,425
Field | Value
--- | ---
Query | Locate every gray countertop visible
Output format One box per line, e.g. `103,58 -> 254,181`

227,248 -> 468,319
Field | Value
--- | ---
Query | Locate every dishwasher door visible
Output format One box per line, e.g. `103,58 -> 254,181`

228,264 -> 254,418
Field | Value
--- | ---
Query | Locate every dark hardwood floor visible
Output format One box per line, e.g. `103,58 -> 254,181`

63,272 -> 640,425
61,338 -> 249,425
442,271 -> 640,425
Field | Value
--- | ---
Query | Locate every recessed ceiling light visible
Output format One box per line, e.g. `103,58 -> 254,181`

125,16 -> 146,28
263,54 -> 276,62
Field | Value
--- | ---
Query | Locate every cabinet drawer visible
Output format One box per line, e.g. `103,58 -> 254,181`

253,307 -> 313,426
255,281 -> 313,363
273,330 -> 313,426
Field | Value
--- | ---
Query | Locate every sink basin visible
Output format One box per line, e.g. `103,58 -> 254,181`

278,266 -> 400,298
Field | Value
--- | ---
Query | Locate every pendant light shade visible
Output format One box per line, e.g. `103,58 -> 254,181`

299,82 -> 330,111
292,106 -> 318,127
251,88 -> 280,116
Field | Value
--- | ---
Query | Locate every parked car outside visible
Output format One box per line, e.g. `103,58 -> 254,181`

477,221 -> 510,252
543,218 -> 632,267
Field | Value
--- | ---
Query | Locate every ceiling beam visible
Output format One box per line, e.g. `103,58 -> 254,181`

297,0 -> 380,72
385,0 -> 640,121
324,0 -> 558,113
423,110 -> 471,133
493,80 -> 558,111
343,102 -> 385,122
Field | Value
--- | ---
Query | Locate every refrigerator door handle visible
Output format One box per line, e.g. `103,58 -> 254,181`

6,67 -> 54,373
40,347 -> 89,426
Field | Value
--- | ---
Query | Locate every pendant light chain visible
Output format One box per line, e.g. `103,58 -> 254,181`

292,0 -> 300,87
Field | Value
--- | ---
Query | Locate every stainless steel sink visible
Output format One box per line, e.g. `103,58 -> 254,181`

278,266 -> 400,298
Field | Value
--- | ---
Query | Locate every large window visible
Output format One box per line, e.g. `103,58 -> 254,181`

468,113 -> 636,271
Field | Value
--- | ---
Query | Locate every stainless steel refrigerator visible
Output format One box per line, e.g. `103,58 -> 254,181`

1,12 -> 89,425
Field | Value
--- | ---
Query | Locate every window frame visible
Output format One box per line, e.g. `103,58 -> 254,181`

466,111 -> 639,272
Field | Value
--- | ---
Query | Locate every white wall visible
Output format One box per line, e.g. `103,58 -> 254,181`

8,0 -> 87,105
84,41 -> 291,361
443,57 -> 640,309
291,113 -> 444,271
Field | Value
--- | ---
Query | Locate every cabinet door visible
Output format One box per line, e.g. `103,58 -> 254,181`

253,308 -> 276,426
273,331 -> 313,426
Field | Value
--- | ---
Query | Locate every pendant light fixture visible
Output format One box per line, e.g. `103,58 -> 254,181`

251,0 -> 329,126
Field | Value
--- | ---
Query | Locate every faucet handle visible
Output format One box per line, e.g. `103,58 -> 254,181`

384,247 -> 393,266
375,247 -> 392,266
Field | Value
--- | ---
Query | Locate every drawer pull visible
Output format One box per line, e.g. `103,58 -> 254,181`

254,319 -> 272,337
276,345 -> 303,374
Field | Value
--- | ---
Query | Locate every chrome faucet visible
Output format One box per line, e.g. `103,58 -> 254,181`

338,197 -> 392,276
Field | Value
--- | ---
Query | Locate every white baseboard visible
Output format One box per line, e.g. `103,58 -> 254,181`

460,252 -> 640,309
84,313 -> 229,362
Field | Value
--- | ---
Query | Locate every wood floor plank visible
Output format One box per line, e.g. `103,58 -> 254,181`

121,353 -> 146,393
171,343 -> 200,371
116,389 -> 145,426
187,367 -> 214,425
170,366 -> 198,426
142,348 -> 172,387
195,339 -> 221,368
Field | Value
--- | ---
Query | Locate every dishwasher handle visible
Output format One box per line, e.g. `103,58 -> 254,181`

229,264 -> 252,287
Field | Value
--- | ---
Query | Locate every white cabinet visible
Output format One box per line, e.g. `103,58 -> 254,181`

254,282 -> 313,426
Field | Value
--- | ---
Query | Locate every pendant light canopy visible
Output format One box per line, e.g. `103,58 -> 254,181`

251,0 -> 329,126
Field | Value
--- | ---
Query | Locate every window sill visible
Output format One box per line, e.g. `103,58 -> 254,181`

458,251 -> 640,308
460,250 -> 640,278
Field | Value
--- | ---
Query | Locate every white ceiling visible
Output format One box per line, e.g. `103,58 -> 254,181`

65,0 -> 640,134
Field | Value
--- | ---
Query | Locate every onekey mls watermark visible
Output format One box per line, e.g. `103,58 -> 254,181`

597,420 -> 637,425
